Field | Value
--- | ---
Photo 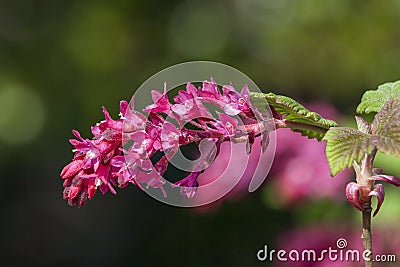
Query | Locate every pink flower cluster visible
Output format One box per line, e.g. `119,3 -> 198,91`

60,80 -> 270,206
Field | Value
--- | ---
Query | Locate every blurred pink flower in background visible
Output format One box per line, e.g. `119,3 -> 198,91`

269,102 -> 351,206
193,134 -> 274,211
198,135 -> 270,191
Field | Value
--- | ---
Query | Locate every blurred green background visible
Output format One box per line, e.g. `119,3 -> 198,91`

1,0 -> 400,266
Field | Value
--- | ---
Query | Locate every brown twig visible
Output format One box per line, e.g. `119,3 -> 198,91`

362,203 -> 373,267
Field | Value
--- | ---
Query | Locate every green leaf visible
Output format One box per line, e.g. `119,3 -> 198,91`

357,81 -> 400,114
290,127 -> 327,141
250,92 -> 337,140
323,127 -> 376,176
372,98 -> 400,157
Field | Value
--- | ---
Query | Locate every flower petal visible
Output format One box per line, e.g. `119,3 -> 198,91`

223,103 -> 241,116
60,158 -> 84,179
72,130 -> 84,141
172,172 -> 200,198
186,82 -> 197,95
154,155 -> 169,176
241,85 -> 250,102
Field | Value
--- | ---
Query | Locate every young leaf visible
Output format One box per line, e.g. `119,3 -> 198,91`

323,127 -> 376,176
355,116 -> 371,134
357,80 -> 400,114
371,98 -> 400,157
325,99 -> 400,176
250,92 -> 337,140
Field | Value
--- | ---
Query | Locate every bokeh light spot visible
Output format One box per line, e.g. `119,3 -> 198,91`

65,4 -> 132,72
0,84 -> 45,145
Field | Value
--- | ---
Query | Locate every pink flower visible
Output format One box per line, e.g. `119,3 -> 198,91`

222,84 -> 251,116
214,113 -> 238,137
171,83 -> 214,122
60,157 -> 84,179
173,172 -> 201,198
62,158 -> 104,207
130,132 -> 154,156
160,122 -> 180,150
119,99 -> 147,132
110,154 -> 138,187
199,79 -> 221,99
143,82 -> 171,114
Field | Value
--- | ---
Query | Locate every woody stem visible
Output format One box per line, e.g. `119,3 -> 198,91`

362,203 -> 373,267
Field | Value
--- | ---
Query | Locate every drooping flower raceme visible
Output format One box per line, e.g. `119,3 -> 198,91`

60,80 -> 273,207
61,79 -> 340,207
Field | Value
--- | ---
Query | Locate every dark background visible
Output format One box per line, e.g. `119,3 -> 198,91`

1,1 -> 400,266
